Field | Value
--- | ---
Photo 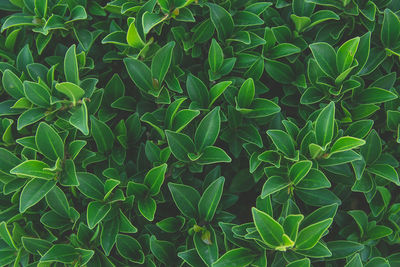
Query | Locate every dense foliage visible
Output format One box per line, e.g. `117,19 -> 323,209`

0,0 -> 400,266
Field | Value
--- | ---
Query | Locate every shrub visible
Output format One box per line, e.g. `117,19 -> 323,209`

0,0 -> 400,266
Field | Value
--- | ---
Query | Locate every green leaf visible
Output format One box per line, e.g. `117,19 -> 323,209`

22,237 -> 52,255
35,122 -> 64,161
69,99 -> 89,135
17,44 -> 33,74
20,178 -> 56,212
196,146 -> 231,165
296,189 -> 341,206
101,218 -> 119,256
102,31 -> 128,46
165,130 -> 195,162
287,258 -> 311,267
283,214 -> 304,242
198,176 -> 224,222
315,102 -> 335,148
366,225 -> 392,241
168,182 -> 200,218
124,57 -> 154,93
266,130 -> 296,158
309,42 -> 337,78
0,148 -> 21,175
326,241 -> 364,260
261,176 -> 290,198
68,140 -> 86,160
90,115 -> 114,153
365,257 -> 390,267
269,43 -> 301,59
144,163 -> 168,196
156,216 -> 185,233
289,160 -> 312,184
116,234 -> 144,263
142,12 -> 166,34
34,0 -> 47,18
264,59 -> 295,84
165,97 -> 187,128
64,45 -> 79,85
138,197 -> 156,221
308,10 -> 339,28
151,41 -> 175,85
178,249 -> 207,267
296,241 -> 332,258
296,218 -> 333,250
194,226 -> 218,266
345,254 -> 363,267
45,185 -> 70,218
296,169 -> 331,190
212,248 -> 256,267
208,39 -> 224,73
119,210 -> 137,233
246,98 -> 281,118
2,69 -> 24,99
350,31 -> 370,73
126,21 -> 145,48
360,130 -> 381,165
368,164 -> 399,185
252,207 -> 285,248
41,211 -> 71,229
344,120 -> 373,139
208,3 -> 234,41
186,74 -> 209,108
23,81 -> 51,107
336,37 -> 360,73
381,9 -> 400,48
291,14 -> 311,32
234,11 -> 263,26
348,210 -> 368,237
10,160 -> 55,180
237,78 -> 254,108
358,88 -> 398,104
76,172 -> 105,200
195,107 -> 221,151
330,136 -> 365,154
0,222 -> 16,249
17,108 -> 46,130
172,109 -> 200,132
40,244 -> 79,264
150,235 -> 176,265
1,16 -> 36,33
87,201 -> 111,229
209,81 -> 231,108
55,82 -> 85,105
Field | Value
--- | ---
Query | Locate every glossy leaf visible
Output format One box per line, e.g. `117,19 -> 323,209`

151,41 -> 175,84
208,39 -> 224,73
64,45 -> 79,85
35,122 -> 64,161
252,207 -> 285,248
195,107 -> 221,151
315,102 -> 335,148
20,179 -> 56,212
198,177 -> 224,222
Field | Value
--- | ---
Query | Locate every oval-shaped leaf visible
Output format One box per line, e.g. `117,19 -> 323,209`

20,178 -> 56,212
198,176 -> 224,222
195,107 -> 221,151
35,122 -> 64,161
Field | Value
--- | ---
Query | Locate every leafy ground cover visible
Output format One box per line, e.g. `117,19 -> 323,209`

0,0 -> 400,266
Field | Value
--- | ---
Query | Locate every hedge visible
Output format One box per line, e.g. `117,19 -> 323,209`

0,0 -> 400,266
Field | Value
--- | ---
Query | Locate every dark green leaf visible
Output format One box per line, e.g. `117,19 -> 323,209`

20,178 -> 56,212
168,183 -> 200,218
198,177 -> 224,222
